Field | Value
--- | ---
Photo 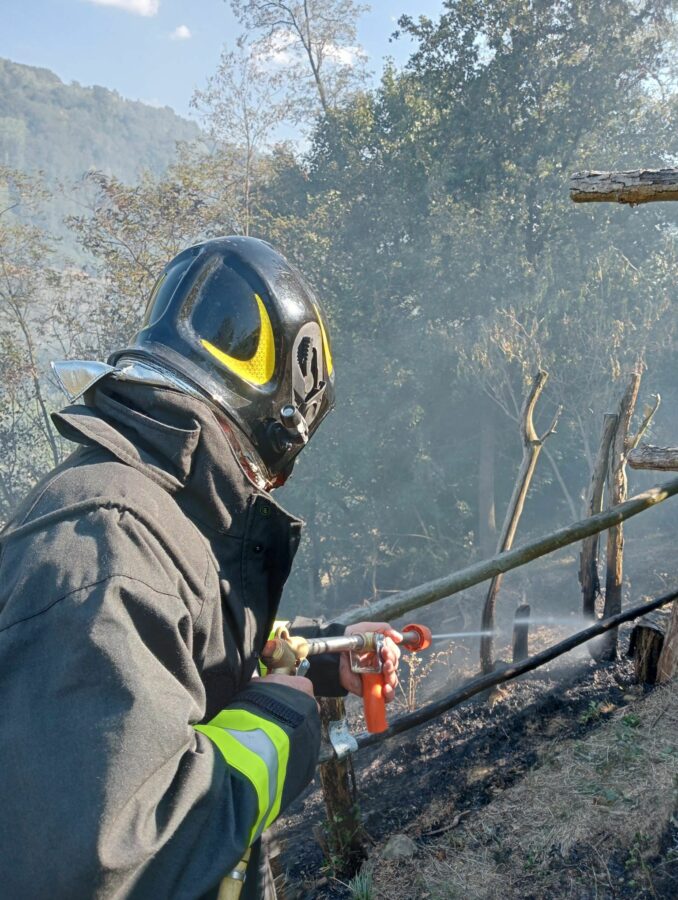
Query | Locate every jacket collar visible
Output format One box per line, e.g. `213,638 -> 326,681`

52,378 -> 302,538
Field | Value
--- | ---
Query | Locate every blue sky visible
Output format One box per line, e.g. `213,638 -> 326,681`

2,1 -> 445,119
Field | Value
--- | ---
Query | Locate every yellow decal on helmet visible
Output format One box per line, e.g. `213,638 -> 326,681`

201,293 -> 275,386
315,306 -> 334,377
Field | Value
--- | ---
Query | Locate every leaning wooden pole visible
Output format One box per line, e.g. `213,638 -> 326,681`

570,168 -> 678,204
334,476 -> 678,627
480,371 -> 560,673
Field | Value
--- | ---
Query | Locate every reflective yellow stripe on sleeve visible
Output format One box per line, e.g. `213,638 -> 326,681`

195,708 -> 290,843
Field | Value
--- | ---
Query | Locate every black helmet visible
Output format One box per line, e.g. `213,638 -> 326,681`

111,236 -> 335,482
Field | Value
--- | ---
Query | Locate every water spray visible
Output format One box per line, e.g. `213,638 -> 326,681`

430,630 -> 496,640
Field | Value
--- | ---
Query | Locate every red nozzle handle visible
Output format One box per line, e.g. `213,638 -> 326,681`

362,673 -> 388,733
402,623 -> 432,652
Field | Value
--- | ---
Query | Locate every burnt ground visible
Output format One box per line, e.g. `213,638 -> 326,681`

272,639 -> 678,899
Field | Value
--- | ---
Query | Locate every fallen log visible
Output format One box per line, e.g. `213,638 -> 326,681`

334,476 -> 678,627
628,445 -> 678,471
570,168 -> 678,204
324,588 -> 678,760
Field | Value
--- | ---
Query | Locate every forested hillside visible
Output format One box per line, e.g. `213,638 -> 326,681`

2,0 -> 678,623
0,58 -> 201,244
0,58 -> 200,183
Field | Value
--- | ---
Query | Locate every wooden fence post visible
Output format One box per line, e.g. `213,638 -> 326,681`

512,604 -> 531,662
658,600 -> 678,682
317,698 -> 368,878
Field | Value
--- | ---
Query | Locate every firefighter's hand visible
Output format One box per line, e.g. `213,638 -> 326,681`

339,622 -> 402,702
263,673 -> 316,699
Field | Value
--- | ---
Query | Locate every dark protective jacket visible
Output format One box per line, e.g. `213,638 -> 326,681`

0,379 -> 344,899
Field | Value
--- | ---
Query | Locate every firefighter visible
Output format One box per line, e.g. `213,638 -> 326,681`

0,237 -> 400,899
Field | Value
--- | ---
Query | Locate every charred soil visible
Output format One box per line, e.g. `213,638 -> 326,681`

274,651 -> 678,899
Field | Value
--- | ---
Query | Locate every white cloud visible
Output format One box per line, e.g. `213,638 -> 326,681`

258,31 -> 358,67
170,25 -> 192,41
86,0 -> 160,17
325,44 -> 359,66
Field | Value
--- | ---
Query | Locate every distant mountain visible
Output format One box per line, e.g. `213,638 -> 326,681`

0,57 -> 201,186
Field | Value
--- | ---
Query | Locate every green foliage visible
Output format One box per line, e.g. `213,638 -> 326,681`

347,868 -> 373,900
3,3 -> 678,618
622,712 -> 642,729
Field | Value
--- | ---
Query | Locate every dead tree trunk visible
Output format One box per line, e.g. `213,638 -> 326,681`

570,168 -> 678,204
480,371 -> 561,673
580,414 -> 617,619
598,375 -> 641,660
628,445 -> 678,471
658,600 -> 678,682
598,380 -> 660,661
317,698 -> 368,877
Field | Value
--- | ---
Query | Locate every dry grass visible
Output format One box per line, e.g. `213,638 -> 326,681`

368,682 -> 678,899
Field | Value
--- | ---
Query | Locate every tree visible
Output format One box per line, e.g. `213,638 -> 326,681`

65,148 -> 248,357
0,168 -> 64,523
192,42 -> 295,234
265,0 -> 678,614
229,0 -> 369,116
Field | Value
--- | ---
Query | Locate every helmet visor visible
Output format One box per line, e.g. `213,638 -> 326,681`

179,256 -> 277,389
